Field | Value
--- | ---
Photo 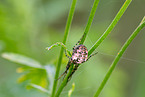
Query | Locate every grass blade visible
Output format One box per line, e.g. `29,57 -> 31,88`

51,0 -> 77,96
55,64 -> 74,97
54,0 -> 100,96
94,16 -> 145,97
88,0 -> 132,56
80,0 -> 100,44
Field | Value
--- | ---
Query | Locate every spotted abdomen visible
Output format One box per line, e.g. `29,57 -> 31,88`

72,44 -> 88,64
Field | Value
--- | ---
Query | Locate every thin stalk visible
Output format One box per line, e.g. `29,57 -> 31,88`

55,64 -> 74,97
88,0 -> 132,56
51,0 -> 77,96
54,0 -> 100,96
80,0 -> 100,44
94,17 -> 145,97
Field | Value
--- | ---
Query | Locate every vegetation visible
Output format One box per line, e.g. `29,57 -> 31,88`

0,0 -> 145,97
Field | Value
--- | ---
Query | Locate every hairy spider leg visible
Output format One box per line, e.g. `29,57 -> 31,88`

46,42 -> 71,56
64,49 -> 71,59
59,50 -> 71,80
86,52 -> 98,61
56,61 -> 71,80
67,64 -> 79,81
46,42 -> 66,50
73,34 -> 86,50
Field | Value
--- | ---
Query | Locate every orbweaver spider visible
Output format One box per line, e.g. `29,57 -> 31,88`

46,34 -> 98,81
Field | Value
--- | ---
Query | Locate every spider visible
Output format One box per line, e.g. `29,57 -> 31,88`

46,34 -> 98,81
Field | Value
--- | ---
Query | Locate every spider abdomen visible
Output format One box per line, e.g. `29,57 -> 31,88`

72,44 -> 88,64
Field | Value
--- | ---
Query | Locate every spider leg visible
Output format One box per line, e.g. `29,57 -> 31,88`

46,42 -> 71,56
73,34 -> 85,50
64,49 -> 71,59
86,52 -> 98,61
56,61 -> 71,80
67,64 -> 79,81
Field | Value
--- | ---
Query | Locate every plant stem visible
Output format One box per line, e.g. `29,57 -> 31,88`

54,0 -> 100,96
55,64 -> 74,97
51,0 -> 77,96
80,0 -> 100,44
94,16 -> 145,97
88,0 -> 132,56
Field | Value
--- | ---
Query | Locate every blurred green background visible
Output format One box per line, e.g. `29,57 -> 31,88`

0,0 -> 145,97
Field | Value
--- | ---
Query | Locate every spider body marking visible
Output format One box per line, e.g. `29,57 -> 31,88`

71,44 -> 88,64
46,34 -> 98,81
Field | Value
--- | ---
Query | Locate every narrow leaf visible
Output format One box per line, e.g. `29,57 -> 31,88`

88,0 -> 132,55
29,84 -> 51,94
68,83 -> 75,97
2,53 -> 42,68
94,16 -> 145,97
51,0 -> 77,96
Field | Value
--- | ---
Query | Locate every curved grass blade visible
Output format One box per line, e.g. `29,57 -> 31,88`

94,16 -> 145,97
88,0 -> 132,56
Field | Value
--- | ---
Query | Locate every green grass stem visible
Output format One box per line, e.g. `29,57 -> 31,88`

88,0 -> 132,56
80,0 -> 100,44
54,0 -> 100,96
55,64 -> 74,97
94,16 -> 145,97
51,0 -> 77,96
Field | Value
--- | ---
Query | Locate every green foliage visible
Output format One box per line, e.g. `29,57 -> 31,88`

94,16 -> 145,97
51,0 -> 77,96
0,0 -> 145,97
44,65 -> 55,91
88,0 -> 132,56
19,68 -> 48,89
55,0 -> 100,96
1,52 -> 55,94
29,84 -> 50,94
2,53 -> 42,68
80,0 -> 100,44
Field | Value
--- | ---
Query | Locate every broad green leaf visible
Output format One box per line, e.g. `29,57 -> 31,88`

68,83 -> 75,97
18,68 -> 49,89
16,67 -> 29,73
17,74 -> 28,83
2,52 -> 42,68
